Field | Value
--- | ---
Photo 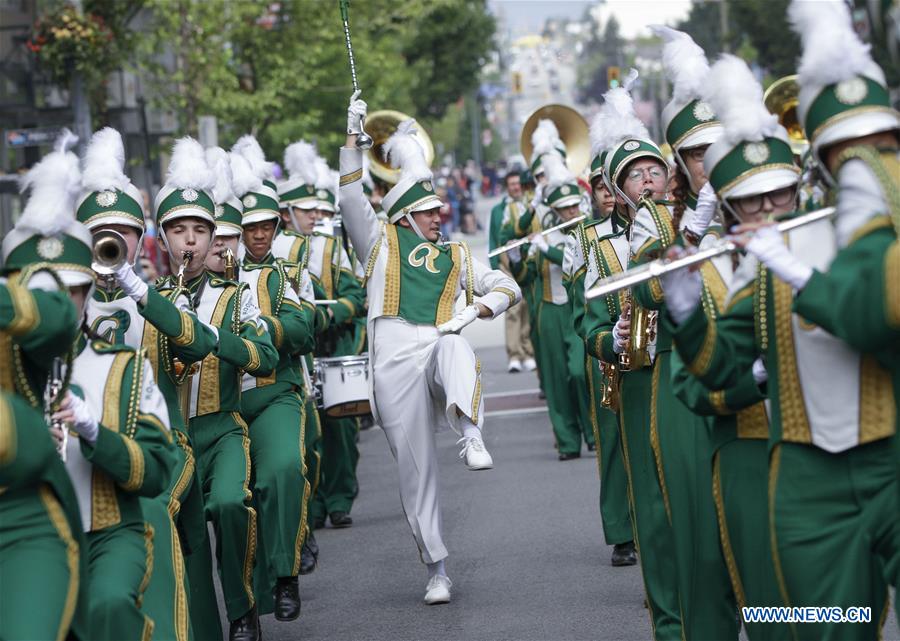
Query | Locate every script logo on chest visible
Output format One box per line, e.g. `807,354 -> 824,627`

407,243 -> 442,274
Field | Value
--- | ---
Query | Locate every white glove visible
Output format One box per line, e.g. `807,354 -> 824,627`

347,90 -> 368,135
508,246 -> 523,265
437,304 -> 480,334
52,391 -> 99,446
612,313 -> 630,354
684,181 -> 718,238
659,250 -> 702,325
751,357 -> 768,385
744,226 -> 812,290
530,185 -> 544,211
115,262 -> 149,303
531,234 -> 549,254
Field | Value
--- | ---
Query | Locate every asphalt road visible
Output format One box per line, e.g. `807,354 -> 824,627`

256,345 -> 652,641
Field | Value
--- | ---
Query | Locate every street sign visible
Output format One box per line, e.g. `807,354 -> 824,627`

4,127 -> 65,148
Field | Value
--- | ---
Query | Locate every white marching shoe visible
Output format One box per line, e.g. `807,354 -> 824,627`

523,357 -> 537,371
424,574 -> 452,605
507,357 -> 522,373
457,435 -> 494,470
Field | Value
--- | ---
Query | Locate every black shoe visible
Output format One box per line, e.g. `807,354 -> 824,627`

306,531 -> 319,558
273,576 -> 301,621
229,606 -> 260,641
586,443 -> 597,452
330,511 -> 353,528
558,452 -> 581,461
300,542 -> 317,575
312,516 -> 326,530
611,541 -> 637,567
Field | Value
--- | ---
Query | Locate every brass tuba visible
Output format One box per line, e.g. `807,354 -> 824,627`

364,110 -> 435,185
764,75 -> 808,156
92,229 -> 128,290
520,104 -> 590,177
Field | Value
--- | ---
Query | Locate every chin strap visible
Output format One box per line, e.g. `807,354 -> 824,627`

403,213 -> 429,241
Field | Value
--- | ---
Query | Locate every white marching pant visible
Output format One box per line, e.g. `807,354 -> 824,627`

370,317 -> 484,563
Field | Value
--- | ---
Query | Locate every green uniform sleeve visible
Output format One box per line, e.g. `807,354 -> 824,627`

263,270 -> 315,355
331,264 -> 366,326
567,267 -> 588,341
489,201 -> 506,270
139,287 -> 217,363
670,284 -> 759,390
629,239 -> 668,312
211,285 -> 278,376
543,245 -> 565,266
584,293 -> 618,363
794,227 -> 900,352
670,349 -> 765,416
0,392 -> 59,486
1,277 -> 78,362
78,357 -> 177,497
515,207 -> 536,238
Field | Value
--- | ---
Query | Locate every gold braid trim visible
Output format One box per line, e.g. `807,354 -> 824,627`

232,412 -> 257,608
712,452 -> 747,610
492,286 -> 518,307
5,275 -> 39,336
649,363 -> 672,524
171,311 -> 195,346
470,358 -> 483,425
292,396 -> 309,576
121,435 -> 146,492
687,317 -> 717,377
0,395 -> 15,464
40,486 -> 80,641
340,168 -> 363,186
136,522 -> 155,608
242,339 -> 261,372
886,242 -> 900,328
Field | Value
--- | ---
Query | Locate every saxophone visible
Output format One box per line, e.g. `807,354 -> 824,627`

618,190 -> 657,371
600,360 -> 620,411
44,357 -> 67,461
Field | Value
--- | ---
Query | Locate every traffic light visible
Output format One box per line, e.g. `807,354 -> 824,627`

512,71 -> 522,94
607,66 -> 621,89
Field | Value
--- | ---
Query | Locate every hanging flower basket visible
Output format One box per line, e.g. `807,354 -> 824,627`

26,4 -> 115,86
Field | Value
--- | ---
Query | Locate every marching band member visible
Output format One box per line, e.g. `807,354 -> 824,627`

0,137 -> 88,641
189,147 -> 279,641
662,3 -> 898,635
529,151 -> 594,459
80,132 -> 220,641
582,71 -> 683,639
563,112 -> 634,566
667,54 -> 794,640
233,150 -> 317,623
643,26 -> 738,639
340,93 -> 520,604
305,155 -> 367,531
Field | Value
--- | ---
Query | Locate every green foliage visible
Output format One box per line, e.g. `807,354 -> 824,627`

135,0 -> 495,165
677,0 -> 800,78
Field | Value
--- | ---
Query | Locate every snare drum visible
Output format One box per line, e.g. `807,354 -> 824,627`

313,354 -> 371,418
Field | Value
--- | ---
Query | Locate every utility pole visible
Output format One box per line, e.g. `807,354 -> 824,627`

720,0 -> 730,53
70,0 -> 92,153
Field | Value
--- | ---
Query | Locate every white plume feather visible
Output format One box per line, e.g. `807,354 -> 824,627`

313,157 -> 333,190
651,25 -> 710,104
81,127 -> 128,192
542,151 -> 575,192
17,128 -> 81,236
703,54 -> 779,144
205,147 -> 234,205
229,151 -> 261,198
284,140 -> 319,185
232,134 -> 274,181
165,137 -> 214,192
789,0 -> 872,86
531,119 -> 563,159
597,69 -> 648,148
383,119 -> 432,182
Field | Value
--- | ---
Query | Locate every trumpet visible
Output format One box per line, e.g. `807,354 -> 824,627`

222,247 -> 237,281
44,357 -> 67,462
92,229 -> 128,290
585,206 -> 836,300
488,215 -> 586,258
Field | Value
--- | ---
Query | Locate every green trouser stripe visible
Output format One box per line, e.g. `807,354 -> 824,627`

537,302 -> 591,455
770,440 -> 896,641
714,439 -> 792,641
304,397 -> 323,529
189,411 -> 256,622
587,357 -> 633,545
315,415 -> 360,515
618,368 -> 683,640
86,521 -> 153,641
244,384 -> 308,592
0,490 -> 80,641
653,352 -> 738,640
